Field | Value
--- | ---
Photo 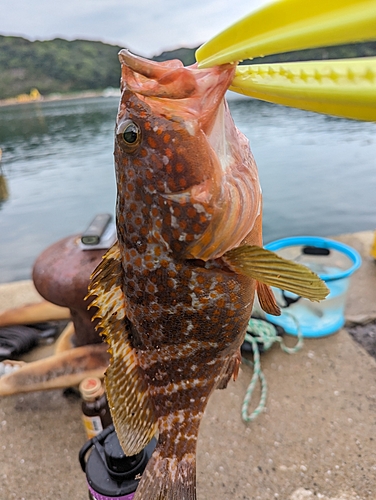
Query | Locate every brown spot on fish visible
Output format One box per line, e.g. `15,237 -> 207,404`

144,193 -> 153,205
147,136 -> 157,149
186,206 -> 197,218
178,178 -> 187,188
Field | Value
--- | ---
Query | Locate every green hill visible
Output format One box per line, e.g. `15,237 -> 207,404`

0,35 -> 200,100
0,34 -> 375,101
0,36 -> 124,99
152,46 -> 197,66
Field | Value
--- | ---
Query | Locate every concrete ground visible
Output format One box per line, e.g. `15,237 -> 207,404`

0,231 -> 375,500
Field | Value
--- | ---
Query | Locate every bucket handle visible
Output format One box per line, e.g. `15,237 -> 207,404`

280,290 -> 301,308
302,245 -> 331,256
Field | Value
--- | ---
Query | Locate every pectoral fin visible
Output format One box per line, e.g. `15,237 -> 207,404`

87,242 -> 158,455
223,245 -> 329,302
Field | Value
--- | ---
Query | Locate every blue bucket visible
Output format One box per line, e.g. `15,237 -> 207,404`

264,236 -> 362,337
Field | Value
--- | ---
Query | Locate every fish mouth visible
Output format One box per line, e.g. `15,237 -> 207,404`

118,49 -> 235,131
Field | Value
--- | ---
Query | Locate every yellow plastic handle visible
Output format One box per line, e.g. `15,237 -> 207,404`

196,0 -> 376,68
196,0 -> 376,120
230,58 -> 376,121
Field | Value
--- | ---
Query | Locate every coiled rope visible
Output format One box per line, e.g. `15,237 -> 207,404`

241,315 -> 303,422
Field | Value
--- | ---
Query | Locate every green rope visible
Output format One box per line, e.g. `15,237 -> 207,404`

241,315 -> 303,423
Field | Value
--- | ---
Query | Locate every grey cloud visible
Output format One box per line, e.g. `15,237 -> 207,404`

0,0 -> 268,57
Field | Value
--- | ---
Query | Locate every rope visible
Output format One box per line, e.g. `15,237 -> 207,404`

241,314 -> 303,423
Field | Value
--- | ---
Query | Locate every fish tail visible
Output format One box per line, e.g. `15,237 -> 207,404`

134,411 -> 202,500
134,446 -> 196,500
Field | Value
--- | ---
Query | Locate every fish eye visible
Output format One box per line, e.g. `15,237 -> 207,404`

117,120 -> 142,152
123,122 -> 139,144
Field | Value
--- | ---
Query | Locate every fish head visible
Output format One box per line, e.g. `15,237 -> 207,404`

115,50 -> 262,261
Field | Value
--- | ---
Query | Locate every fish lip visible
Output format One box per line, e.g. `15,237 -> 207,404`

117,50 -> 235,126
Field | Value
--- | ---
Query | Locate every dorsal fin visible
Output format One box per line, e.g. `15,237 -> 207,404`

87,242 -> 158,455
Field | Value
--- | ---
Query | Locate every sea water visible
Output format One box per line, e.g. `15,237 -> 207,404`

0,97 -> 375,283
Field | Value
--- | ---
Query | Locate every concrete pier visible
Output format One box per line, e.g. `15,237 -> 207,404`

0,231 -> 375,500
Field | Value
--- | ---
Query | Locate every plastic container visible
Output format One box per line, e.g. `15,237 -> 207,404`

264,236 -> 361,337
79,377 -> 113,439
79,425 -> 156,500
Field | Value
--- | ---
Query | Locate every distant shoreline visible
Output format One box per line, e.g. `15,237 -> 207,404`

0,89 -> 120,108
0,88 -> 249,108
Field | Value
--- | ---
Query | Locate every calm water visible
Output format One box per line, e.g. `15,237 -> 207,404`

0,96 -> 375,284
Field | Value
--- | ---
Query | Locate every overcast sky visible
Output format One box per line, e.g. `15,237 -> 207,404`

1,0 -> 271,57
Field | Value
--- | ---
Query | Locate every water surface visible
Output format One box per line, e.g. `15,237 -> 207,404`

0,96 -> 375,283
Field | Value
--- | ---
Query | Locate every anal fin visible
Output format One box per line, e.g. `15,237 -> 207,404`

87,242 -> 158,455
217,350 -> 241,390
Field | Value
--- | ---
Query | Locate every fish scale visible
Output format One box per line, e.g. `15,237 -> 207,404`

87,49 -> 329,500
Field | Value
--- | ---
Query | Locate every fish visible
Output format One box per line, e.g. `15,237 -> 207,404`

87,50 -> 328,500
